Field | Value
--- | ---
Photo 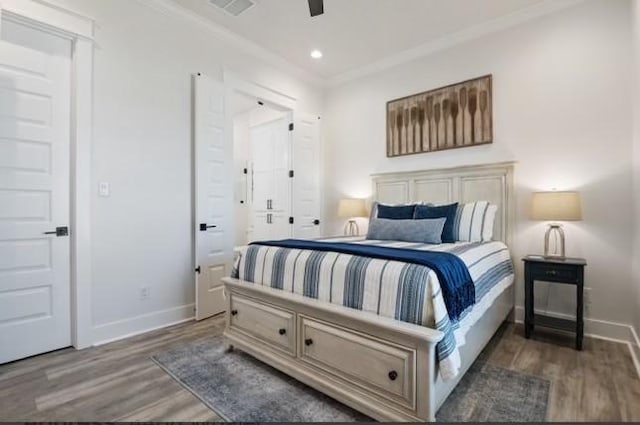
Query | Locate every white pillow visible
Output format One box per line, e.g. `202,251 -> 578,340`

454,201 -> 498,242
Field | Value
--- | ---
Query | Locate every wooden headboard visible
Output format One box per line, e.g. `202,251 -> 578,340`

371,162 -> 515,245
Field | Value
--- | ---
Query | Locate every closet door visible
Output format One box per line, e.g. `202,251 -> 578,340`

193,74 -> 233,320
249,118 -> 291,242
249,123 -> 273,242
292,113 -> 322,239
270,118 -> 290,218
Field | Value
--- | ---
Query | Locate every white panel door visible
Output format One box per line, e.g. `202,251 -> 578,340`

194,74 -> 233,321
248,117 -> 291,242
292,113 -> 322,239
0,19 -> 72,363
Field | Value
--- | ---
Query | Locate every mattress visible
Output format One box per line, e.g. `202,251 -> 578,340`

232,237 -> 514,380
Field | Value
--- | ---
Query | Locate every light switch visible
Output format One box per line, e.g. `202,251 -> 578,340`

98,182 -> 110,197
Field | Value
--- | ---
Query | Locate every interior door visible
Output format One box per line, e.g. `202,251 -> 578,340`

248,117 -> 291,242
292,113 -> 322,239
194,73 -> 233,320
0,19 -> 72,363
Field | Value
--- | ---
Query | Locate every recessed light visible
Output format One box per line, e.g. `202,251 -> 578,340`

310,49 -> 323,59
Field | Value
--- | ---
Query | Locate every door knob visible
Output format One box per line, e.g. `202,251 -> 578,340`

43,226 -> 68,237
313,219 -> 320,225
199,223 -> 217,231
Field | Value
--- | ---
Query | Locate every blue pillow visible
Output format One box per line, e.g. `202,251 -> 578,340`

376,204 -> 416,220
366,218 -> 446,244
414,203 -> 459,243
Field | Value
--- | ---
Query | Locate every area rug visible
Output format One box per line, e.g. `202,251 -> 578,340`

151,335 -> 549,422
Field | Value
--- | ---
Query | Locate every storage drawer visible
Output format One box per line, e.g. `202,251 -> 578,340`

229,294 -> 295,355
299,316 -> 415,409
530,263 -> 579,283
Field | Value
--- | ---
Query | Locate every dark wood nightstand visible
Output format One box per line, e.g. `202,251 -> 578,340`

522,256 -> 587,350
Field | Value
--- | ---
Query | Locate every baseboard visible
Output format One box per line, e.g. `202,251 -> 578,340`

514,306 -> 640,378
630,326 -> 640,379
514,306 -> 635,343
92,304 -> 195,346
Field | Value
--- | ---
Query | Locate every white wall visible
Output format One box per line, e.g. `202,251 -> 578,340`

51,0 -> 322,343
633,0 -> 640,342
324,0 -> 635,333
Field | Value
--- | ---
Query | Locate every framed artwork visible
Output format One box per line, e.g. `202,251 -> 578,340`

386,75 -> 492,157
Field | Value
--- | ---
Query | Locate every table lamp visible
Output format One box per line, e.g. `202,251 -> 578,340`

338,198 -> 367,236
531,191 -> 582,259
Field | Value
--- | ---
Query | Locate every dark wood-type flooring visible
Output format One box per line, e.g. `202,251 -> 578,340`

1,316 -> 638,421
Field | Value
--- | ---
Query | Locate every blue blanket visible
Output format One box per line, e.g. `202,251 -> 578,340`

251,239 -> 475,321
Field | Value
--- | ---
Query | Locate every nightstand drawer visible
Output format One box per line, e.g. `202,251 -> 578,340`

530,263 -> 578,283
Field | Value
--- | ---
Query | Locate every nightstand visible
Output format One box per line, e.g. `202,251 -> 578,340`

522,256 -> 587,350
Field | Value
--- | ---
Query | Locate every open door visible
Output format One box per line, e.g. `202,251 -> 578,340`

194,73 -> 233,320
291,113 -> 322,239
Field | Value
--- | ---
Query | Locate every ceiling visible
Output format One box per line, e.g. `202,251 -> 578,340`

175,0 -> 545,80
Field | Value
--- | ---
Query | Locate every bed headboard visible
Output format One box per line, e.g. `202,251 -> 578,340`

371,162 -> 515,245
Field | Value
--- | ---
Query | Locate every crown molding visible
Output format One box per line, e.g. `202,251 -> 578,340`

327,0 -> 585,87
137,0 -> 325,88
0,0 -> 95,39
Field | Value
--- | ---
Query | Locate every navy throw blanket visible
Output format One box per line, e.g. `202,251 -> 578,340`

251,239 -> 475,322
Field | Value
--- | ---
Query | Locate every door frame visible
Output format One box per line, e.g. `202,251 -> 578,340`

0,0 -> 95,349
224,70 -> 298,243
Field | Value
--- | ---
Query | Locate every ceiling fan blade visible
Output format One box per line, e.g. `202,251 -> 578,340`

308,0 -> 324,17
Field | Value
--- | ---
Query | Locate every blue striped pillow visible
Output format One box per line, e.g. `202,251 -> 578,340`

453,201 -> 498,242
366,218 -> 446,244
414,203 -> 458,243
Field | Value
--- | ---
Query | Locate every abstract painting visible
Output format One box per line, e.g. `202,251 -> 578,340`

386,75 -> 492,157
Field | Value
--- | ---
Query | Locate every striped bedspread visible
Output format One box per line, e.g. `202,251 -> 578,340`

231,237 -> 514,380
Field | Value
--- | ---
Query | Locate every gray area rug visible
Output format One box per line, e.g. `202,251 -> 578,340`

152,335 -> 549,422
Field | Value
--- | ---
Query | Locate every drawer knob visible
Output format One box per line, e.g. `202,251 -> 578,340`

278,328 -> 286,335
230,309 -> 238,316
304,338 -> 313,346
388,370 -> 398,381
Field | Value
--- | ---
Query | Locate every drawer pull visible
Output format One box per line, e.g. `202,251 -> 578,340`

305,338 -> 313,346
388,370 -> 398,381
230,309 -> 238,316
278,328 -> 286,335
546,270 -> 557,276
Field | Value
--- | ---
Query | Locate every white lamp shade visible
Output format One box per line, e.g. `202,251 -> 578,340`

338,198 -> 367,218
531,191 -> 582,221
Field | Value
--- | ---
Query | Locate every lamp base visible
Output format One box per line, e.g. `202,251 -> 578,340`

344,220 -> 359,236
544,224 -> 565,259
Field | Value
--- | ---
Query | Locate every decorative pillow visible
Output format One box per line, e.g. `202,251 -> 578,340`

374,202 -> 418,220
413,203 -> 459,243
366,217 -> 446,244
453,201 -> 498,242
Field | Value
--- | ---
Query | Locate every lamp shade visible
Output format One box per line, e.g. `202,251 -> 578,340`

531,191 -> 582,221
338,198 -> 367,218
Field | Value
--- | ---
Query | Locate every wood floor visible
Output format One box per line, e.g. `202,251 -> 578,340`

1,315 -> 639,422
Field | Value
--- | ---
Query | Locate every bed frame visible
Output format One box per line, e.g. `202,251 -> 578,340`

222,162 -> 515,421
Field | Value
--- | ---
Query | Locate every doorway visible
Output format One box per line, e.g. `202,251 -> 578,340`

193,75 -> 322,321
232,92 -> 292,246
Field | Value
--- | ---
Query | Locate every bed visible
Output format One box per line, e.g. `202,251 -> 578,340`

222,162 -> 515,422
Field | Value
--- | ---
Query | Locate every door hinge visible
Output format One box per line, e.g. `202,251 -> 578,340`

288,170 -> 294,178
288,123 -> 294,131
195,266 -> 201,274
289,217 -> 294,224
